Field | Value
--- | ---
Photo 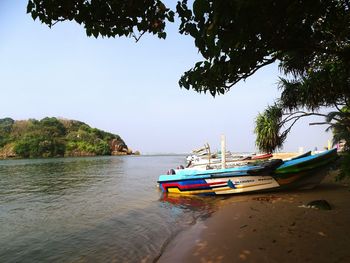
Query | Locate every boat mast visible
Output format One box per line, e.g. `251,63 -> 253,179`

221,134 -> 226,169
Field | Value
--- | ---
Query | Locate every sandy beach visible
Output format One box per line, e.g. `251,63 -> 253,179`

158,173 -> 350,263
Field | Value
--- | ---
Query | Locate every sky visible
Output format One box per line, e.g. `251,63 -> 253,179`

0,1 -> 333,154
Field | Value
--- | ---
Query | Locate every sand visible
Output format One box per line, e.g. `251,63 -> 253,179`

272,152 -> 301,160
158,174 -> 350,263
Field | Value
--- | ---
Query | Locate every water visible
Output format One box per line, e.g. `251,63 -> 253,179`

0,156 -> 222,262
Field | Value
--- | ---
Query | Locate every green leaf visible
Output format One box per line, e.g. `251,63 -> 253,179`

31,11 -> 38,21
158,32 -> 167,39
167,11 -> 175,22
93,31 -> 99,38
86,27 -> 92,37
193,0 -> 207,18
27,0 -> 34,14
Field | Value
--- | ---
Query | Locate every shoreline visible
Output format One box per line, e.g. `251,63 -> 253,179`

0,152 -> 140,161
157,174 -> 350,262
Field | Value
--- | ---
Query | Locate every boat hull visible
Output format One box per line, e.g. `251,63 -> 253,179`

159,175 -> 280,195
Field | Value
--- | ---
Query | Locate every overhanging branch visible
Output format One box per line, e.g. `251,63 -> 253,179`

227,57 -> 276,88
309,122 -> 331,125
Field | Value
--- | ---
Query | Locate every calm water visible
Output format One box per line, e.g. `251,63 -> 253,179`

0,155 -> 222,262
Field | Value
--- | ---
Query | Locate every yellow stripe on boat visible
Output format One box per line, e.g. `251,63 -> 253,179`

167,186 -> 232,195
167,182 -> 276,195
235,182 -> 273,189
276,174 -> 303,185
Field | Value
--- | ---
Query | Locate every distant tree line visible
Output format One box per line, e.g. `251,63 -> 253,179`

0,117 -> 125,158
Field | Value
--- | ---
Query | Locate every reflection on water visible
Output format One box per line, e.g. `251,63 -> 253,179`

1,158 -> 113,196
159,193 -> 222,221
0,155 -> 223,262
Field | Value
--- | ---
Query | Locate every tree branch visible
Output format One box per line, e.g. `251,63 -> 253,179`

335,103 -> 342,112
309,122 -> 331,126
283,112 -> 328,124
280,116 -> 302,138
51,19 -> 65,27
282,111 -> 309,123
132,31 -> 146,42
227,57 -> 276,88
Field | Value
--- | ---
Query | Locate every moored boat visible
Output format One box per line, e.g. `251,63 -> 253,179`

289,150 -> 311,160
186,152 -> 272,170
158,149 -> 338,196
251,153 -> 273,160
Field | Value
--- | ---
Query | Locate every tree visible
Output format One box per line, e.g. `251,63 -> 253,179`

26,0 -> 175,41
0,118 -> 14,147
254,104 -> 349,153
27,1 -> 350,173
255,105 -> 286,153
0,117 -> 125,158
27,0 -> 350,95
249,1 -> 349,179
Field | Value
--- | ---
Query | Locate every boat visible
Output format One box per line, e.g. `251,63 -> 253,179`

176,150 -> 312,173
251,153 -> 273,160
186,150 -> 272,170
185,154 -> 253,170
289,150 -> 311,160
158,149 -> 338,196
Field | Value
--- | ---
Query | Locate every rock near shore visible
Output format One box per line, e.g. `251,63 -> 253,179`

110,139 -> 140,156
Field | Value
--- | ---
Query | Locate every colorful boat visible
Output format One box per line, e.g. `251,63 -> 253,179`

289,150 -> 312,160
158,149 -> 338,196
251,153 -> 273,160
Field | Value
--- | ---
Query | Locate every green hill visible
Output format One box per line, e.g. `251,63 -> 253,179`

0,117 -> 135,159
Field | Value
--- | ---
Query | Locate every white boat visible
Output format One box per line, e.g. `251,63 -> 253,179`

185,143 -> 273,171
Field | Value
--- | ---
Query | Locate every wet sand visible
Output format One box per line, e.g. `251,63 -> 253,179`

158,174 -> 350,263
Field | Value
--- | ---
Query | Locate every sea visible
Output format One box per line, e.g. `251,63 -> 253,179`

0,155 -> 225,262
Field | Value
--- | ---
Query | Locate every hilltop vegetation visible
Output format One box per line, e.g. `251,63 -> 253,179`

0,117 -> 132,159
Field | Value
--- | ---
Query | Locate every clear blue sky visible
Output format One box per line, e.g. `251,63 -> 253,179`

0,1 -> 332,153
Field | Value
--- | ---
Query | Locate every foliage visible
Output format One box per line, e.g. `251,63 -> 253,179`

327,107 -> 350,147
254,105 -> 336,153
279,60 -> 350,112
0,118 -> 15,132
27,0 -> 350,96
329,107 -> 350,178
27,1 -> 349,174
14,135 -> 66,158
0,118 -> 14,147
0,117 -> 125,158
27,0 -> 174,40
255,104 -> 350,176
254,105 -> 285,153
336,152 -> 350,180
66,140 -> 110,156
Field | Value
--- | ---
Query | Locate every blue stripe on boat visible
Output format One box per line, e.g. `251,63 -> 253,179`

276,148 -> 337,170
